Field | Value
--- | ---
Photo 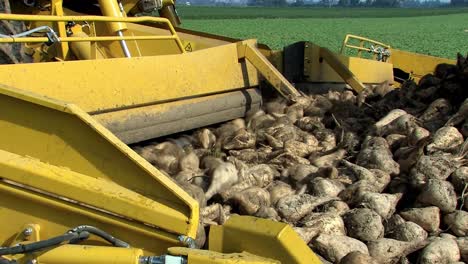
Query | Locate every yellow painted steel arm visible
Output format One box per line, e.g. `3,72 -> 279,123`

51,0 -> 69,59
320,47 -> 366,93
98,0 -> 128,33
238,41 -> 301,99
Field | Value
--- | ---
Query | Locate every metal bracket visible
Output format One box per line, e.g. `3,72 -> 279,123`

9,224 -> 41,246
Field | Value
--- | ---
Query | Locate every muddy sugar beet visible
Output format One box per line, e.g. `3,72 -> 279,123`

134,54 -> 468,263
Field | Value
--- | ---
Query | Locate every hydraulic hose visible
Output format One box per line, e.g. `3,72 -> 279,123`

69,226 -> 130,248
0,232 -> 89,256
0,25 -> 54,38
0,25 -> 60,44
0,225 -> 129,257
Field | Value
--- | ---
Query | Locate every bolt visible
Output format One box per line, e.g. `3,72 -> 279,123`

26,259 -> 37,264
23,227 -> 33,237
178,235 -> 196,248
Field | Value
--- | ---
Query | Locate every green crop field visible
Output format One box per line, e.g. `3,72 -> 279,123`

178,7 -> 468,59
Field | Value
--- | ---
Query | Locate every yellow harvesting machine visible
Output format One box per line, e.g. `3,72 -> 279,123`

0,1 -> 455,263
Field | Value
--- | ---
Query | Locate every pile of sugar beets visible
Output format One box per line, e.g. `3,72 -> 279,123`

134,54 -> 468,264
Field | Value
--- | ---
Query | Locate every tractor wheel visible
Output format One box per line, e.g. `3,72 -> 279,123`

0,0 -> 33,64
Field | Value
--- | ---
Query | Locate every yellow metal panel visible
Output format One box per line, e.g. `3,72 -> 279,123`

0,150 -> 188,234
265,50 -> 284,72
0,182 -> 178,255
176,27 -> 238,51
0,84 -> 198,238
36,245 -> 143,264
116,22 -> 182,56
304,43 -> 394,85
209,216 -> 321,264
63,8 -> 233,54
0,42 -> 258,113
94,89 -> 261,143
168,247 -> 280,264
343,55 -> 394,84
389,49 -> 456,80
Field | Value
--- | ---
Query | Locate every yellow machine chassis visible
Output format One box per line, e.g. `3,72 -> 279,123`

0,13 -> 301,143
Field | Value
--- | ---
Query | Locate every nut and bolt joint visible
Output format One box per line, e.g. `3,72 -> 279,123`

23,227 -> 33,237
177,235 -> 196,249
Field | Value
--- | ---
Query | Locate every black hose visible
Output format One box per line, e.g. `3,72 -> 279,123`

69,226 -> 130,248
0,232 -> 89,256
0,225 -> 129,257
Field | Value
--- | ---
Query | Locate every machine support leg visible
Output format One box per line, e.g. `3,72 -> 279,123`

238,42 -> 301,100
319,47 -> 366,93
